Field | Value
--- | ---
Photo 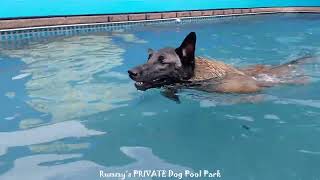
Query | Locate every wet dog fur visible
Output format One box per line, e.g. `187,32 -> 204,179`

128,32 -> 313,101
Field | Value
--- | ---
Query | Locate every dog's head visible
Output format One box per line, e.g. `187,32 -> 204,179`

128,32 -> 196,91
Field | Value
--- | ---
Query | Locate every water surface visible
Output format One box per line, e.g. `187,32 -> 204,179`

0,14 -> 320,180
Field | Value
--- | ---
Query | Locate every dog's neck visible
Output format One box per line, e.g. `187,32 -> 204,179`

188,57 -> 245,81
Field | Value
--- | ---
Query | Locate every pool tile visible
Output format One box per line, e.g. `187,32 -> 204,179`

201,10 -> 214,16
109,15 -> 129,22
190,11 -> 202,17
213,10 -> 224,15
242,9 -> 252,14
128,14 -> 146,21
233,9 -> 242,14
162,12 -> 177,19
251,8 -> 275,13
146,13 -> 160,19
1,9 -> 320,42
177,11 -> 191,17
223,9 -> 233,15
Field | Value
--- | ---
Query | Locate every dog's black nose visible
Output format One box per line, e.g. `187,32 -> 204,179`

128,70 -> 138,78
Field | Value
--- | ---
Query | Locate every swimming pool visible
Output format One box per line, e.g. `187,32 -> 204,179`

0,13 -> 320,180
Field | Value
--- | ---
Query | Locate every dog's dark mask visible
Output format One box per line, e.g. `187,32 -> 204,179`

128,32 -> 196,91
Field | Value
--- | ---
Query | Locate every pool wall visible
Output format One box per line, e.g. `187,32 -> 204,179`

2,0 -> 320,19
1,7 -> 320,31
1,7 -> 320,44
1,0 -> 320,31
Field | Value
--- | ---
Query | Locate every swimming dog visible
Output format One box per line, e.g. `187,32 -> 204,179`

128,32 -> 313,100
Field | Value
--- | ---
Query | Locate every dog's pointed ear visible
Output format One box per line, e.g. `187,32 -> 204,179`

148,48 -> 154,55
147,48 -> 154,59
175,32 -> 196,64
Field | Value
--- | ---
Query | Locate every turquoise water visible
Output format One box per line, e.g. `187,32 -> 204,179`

0,13 -> 320,180
1,0 -> 320,18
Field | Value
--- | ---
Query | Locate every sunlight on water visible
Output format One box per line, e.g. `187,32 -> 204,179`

1,35 -> 136,122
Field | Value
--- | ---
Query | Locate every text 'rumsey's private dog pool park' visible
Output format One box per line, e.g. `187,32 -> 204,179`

99,169 -> 222,179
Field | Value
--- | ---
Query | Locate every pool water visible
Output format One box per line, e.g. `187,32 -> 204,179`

1,13 -> 320,180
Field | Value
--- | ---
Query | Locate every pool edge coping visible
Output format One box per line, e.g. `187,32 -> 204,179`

0,7 -> 320,31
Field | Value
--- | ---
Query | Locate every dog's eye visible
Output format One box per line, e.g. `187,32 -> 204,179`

158,56 -> 165,63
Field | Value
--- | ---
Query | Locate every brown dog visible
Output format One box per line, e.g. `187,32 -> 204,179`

128,32 -> 313,100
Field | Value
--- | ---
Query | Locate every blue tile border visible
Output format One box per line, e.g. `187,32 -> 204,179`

0,12 -> 318,44
0,14 -> 259,43
0,18 -> 178,42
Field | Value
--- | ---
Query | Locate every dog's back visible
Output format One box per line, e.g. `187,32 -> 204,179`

190,57 -> 245,81
188,56 -> 315,93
